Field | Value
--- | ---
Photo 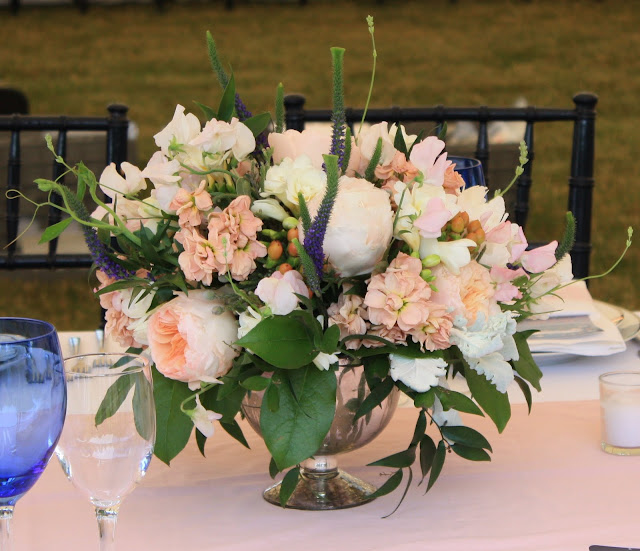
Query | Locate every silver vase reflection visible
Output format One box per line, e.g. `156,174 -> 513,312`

242,364 -> 399,510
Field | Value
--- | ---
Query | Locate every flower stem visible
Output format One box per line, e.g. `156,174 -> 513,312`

357,15 -> 377,140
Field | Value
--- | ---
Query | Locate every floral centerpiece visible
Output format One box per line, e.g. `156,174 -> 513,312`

30,19 -> 631,510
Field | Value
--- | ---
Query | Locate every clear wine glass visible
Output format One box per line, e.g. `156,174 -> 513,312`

0,317 -> 67,551
55,353 -> 155,551
449,155 -> 486,188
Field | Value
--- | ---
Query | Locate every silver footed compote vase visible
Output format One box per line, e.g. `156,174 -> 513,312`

242,363 -> 399,510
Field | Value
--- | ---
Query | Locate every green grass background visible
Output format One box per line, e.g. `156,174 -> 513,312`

1,0 -> 638,329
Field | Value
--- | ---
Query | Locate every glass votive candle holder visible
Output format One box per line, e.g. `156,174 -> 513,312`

599,371 -> 640,455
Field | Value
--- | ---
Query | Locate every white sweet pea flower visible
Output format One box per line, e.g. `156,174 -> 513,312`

190,395 -> 223,437
456,186 -> 506,234
141,151 -> 181,187
154,104 -> 202,155
237,307 -> 263,339
99,162 -> 146,199
525,255 -> 574,319
250,198 -> 289,222
389,354 -> 448,393
263,155 -> 326,215
189,117 -> 255,161
419,237 -> 476,275
312,352 -> 340,371
358,122 -> 410,166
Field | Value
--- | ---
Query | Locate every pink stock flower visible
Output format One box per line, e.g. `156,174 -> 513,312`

490,266 -> 528,302
170,181 -> 213,228
147,290 -> 239,388
413,197 -> 453,239
364,253 -> 432,332
520,241 -> 558,273
255,270 -> 310,315
328,290 -> 368,350
175,227 -> 230,286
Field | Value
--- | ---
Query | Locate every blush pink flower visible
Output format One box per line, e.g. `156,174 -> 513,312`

459,261 -> 497,324
408,136 -> 450,187
175,227 -> 230,286
490,266 -> 528,302
255,270 -> 310,315
170,180 -> 213,228
328,290 -> 368,350
147,290 -> 239,388
364,253 -> 432,332
409,302 -> 454,351
363,324 -> 408,348
520,241 -> 558,273
413,197 -> 453,239
443,163 -> 465,194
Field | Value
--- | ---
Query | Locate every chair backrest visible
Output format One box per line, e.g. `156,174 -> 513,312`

0,104 -> 129,270
284,93 -> 598,280
0,88 -> 29,115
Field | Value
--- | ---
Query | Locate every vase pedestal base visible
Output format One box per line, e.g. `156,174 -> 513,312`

263,469 -> 377,510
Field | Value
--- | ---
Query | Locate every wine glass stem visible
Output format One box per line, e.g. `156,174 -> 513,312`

0,505 -> 14,551
95,506 -> 119,551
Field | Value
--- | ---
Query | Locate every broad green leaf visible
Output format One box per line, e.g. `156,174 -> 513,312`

203,382 -> 246,423
427,440 -> 446,491
236,314 -> 318,369
419,434 -> 437,483
95,373 -> 135,427
441,426 -> 492,451
451,444 -> 491,461
319,324 -> 340,354
196,429 -> 207,456
363,354 -> 390,388
512,331 -> 543,392
217,73 -> 236,122
38,218 -> 72,244
132,372 -> 154,442
368,447 -> 416,469
265,383 -> 280,413
152,370 -> 193,465
413,388 -> 435,409
514,375 -> 533,413
393,124 -> 408,155
354,376 -> 395,420
260,366 -> 336,471
269,457 -> 279,479
382,466 -> 413,519
279,467 -> 300,507
434,386 -> 484,416
242,112 -> 272,137
240,376 -> 271,391
411,410 -> 427,446
138,226 -> 164,265
367,468 -> 403,499
464,364 -> 511,433
220,420 -> 250,449
193,100 -> 217,121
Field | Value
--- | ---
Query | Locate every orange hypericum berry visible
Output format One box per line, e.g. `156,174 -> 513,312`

450,214 -> 466,234
474,228 -> 486,244
287,242 -> 299,257
267,240 -> 284,260
467,220 -> 482,234
460,211 -> 470,226
278,263 -> 293,274
287,228 -> 299,242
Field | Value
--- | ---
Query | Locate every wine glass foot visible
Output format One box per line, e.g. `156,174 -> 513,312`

263,469 -> 377,510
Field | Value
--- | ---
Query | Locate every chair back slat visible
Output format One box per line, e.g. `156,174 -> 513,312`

283,93 -> 598,279
0,105 -> 129,271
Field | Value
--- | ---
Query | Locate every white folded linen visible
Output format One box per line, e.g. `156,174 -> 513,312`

517,281 -> 626,356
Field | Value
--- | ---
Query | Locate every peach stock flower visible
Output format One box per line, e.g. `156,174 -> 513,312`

170,181 -> 213,228
409,302 -> 454,351
443,163 -> 465,194
364,253 -> 432,332
147,290 -> 239,388
327,290 -> 368,350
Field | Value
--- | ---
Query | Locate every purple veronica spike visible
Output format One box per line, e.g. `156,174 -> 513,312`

235,94 -> 268,150
84,226 -> 134,280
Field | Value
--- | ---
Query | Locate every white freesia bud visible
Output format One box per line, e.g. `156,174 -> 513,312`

251,198 -> 289,222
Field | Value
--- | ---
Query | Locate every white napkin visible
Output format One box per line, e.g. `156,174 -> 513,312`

518,281 -> 626,356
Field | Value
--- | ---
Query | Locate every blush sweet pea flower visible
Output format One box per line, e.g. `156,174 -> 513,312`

520,241 -> 558,273
154,104 -> 202,155
147,290 -> 239,389
99,162 -> 146,199
189,395 -> 223,438
189,117 -> 255,161
409,136 -> 450,187
414,197 -> 454,239
255,270 -> 310,315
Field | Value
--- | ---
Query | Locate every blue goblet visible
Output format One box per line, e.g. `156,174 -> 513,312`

449,156 -> 486,188
0,318 -> 66,550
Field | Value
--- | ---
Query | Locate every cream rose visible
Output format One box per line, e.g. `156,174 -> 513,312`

309,176 -> 393,277
147,290 -> 239,388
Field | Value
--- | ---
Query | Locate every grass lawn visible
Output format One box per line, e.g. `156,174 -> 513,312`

1,0 -> 639,330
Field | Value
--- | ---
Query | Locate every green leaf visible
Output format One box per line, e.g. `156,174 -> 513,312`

514,375 -> 533,413
196,429 -> 207,456
368,447 -> 416,469
279,467 -> 301,507
240,376 -> 271,391
451,444 -> 491,461
419,434 -> 437,483
138,226 -> 164,265
319,324 -> 340,354
95,373 -> 135,427
275,83 -> 284,133
265,383 -> 280,413
364,137 -> 382,182
193,100 -> 217,121
269,457 -> 279,479
367,468 -> 403,499
38,218 -> 72,244
464,363 -> 511,433
260,366 -> 336,471
132,372 -> 154,442
427,440 -> 446,491
363,354 -> 390,388
436,121 -> 448,141
220,420 -> 250,449
217,73 -> 236,122
441,426 -> 492,451
411,410 -> 427,446
393,124 -> 408,155
434,386 -> 484,416
243,112 -> 272,138
413,388 -> 435,409
512,331 -> 543,392
354,376 -> 394,420
236,314 -> 318,369
382,466 -> 413,519
152,369 -> 194,465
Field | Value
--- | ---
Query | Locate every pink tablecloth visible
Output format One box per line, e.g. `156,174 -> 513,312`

14,395 -> 640,551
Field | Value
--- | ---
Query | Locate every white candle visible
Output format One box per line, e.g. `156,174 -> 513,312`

601,393 -> 640,448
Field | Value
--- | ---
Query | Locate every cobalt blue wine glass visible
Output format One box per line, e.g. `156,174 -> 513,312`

0,318 -> 66,550
449,156 -> 486,188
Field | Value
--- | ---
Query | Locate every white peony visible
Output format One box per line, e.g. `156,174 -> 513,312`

389,354 -> 448,393
263,155 -> 326,215
314,176 -> 393,277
